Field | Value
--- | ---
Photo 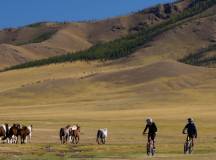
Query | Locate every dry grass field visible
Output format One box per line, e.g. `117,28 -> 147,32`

0,59 -> 215,160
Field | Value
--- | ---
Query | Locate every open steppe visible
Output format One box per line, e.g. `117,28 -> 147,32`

0,59 -> 215,159
0,0 -> 216,159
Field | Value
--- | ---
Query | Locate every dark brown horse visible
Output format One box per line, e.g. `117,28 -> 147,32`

70,125 -> 80,144
8,124 -> 22,144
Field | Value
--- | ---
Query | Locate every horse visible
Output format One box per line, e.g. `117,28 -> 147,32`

19,126 -> 30,144
27,125 -> 33,143
96,128 -> 107,144
69,125 -> 80,144
0,124 -> 9,143
8,124 -> 22,144
59,125 -> 71,144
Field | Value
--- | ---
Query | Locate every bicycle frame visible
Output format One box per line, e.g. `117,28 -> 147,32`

146,138 -> 155,156
184,136 -> 193,154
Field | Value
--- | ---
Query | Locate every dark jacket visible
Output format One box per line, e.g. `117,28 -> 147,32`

144,122 -> 157,134
183,122 -> 197,137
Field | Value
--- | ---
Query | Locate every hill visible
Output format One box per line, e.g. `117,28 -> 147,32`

0,0 -> 198,69
2,0 -> 216,71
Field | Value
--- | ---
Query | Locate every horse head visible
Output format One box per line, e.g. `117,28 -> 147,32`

65,125 -> 71,129
13,123 -> 21,129
76,125 -> 80,132
28,125 -> 33,132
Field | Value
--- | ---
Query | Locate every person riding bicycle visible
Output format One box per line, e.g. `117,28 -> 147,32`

143,117 -> 157,149
182,118 -> 197,147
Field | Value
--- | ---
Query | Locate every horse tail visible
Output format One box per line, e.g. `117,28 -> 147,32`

5,124 -> 9,136
59,128 -> 64,142
96,130 -> 100,143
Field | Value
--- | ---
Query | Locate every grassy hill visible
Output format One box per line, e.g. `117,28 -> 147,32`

2,0 -> 216,71
0,0 -> 186,67
0,0 -> 201,69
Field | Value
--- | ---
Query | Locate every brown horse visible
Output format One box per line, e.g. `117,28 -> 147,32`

8,124 -> 22,144
70,125 -> 80,144
19,126 -> 30,144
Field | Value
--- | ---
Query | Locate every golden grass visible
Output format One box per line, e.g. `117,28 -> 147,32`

0,59 -> 215,159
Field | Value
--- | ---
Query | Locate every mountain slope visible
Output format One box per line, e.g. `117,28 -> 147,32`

0,0 -> 197,69
2,0 -> 216,71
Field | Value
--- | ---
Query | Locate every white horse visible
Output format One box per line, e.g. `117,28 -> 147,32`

96,128 -> 108,144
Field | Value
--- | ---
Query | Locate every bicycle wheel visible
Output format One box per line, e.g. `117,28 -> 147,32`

146,143 -> 150,156
184,142 -> 188,154
151,147 -> 155,156
188,141 -> 193,154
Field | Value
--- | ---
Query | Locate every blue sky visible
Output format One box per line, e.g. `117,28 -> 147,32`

0,0 -> 175,29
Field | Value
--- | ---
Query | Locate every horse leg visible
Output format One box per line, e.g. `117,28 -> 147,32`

29,133 -> 31,143
76,136 -> 79,144
13,136 -> 17,144
60,136 -> 63,144
65,136 -> 68,144
69,135 -> 72,143
21,136 -> 24,144
62,137 -> 65,144
24,135 -> 27,144
71,136 -> 74,144
103,137 -> 106,144
20,136 -> 23,144
64,136 -> 67,144
16,136 -> 19,144
75,136 -> 78,144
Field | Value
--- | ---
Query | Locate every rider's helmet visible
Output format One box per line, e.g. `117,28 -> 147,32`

187,118 -> 193,123
146,117 -> 153,124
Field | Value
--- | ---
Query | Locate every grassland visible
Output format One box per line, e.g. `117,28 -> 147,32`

0,1 -> 215,159
0,59 -> 215,159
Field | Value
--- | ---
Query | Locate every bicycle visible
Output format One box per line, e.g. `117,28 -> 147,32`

144,133 -> 156,156
184,135 -> 193,154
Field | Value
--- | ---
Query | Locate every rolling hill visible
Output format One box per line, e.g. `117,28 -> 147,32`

0,0 -> 199,69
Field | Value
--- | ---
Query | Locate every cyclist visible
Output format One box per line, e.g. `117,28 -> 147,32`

182,118 -> 197,147
143,117 -> 157,149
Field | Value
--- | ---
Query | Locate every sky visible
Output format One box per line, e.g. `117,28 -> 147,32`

0,0 -> 175,29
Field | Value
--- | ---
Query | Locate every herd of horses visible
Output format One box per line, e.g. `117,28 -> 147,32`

59,124 -> 108,145
59,125 -> 81,144
0,123 -> 32,144
0,123 -> 107,145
